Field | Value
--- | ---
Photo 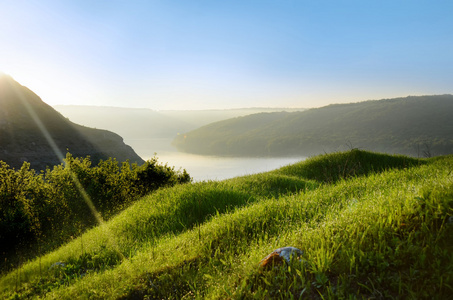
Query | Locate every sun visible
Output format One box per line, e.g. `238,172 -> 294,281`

0,67 -> 63,106
0,69 -> 35,88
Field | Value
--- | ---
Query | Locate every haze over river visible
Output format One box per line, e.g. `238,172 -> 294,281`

126,138 -> 307,182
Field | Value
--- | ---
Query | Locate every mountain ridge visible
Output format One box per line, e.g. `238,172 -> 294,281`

172,95 -> 453,157
53,105 -> 306,140
0,75 -> 144,170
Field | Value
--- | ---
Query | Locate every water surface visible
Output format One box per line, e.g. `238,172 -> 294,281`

126,138 -> 306,182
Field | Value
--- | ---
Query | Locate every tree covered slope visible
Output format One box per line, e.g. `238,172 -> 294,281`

172,95 -> 453,157
53,105 -> 305,140
0,75 -> 144,170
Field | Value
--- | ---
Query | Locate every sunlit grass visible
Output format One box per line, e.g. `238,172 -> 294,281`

1,151 -> 452,299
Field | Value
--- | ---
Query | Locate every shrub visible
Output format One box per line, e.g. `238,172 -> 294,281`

0,153 -> 191,272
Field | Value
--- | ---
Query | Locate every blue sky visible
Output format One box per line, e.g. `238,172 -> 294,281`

1,0 -> 452,109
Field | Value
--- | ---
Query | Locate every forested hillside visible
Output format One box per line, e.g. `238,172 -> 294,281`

0,75 -> 144,170
53,105 -> 304,140
172,95 -> 453,157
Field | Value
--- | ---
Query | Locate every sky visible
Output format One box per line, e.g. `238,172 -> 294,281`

1,0 -> 452,110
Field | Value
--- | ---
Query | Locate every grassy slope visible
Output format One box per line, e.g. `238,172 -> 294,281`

1,150 -> 452,299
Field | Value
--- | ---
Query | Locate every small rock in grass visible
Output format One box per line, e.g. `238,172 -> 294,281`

259,246 -> 303,269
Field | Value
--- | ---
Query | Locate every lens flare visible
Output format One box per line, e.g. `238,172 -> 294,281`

7,79 -> 124,258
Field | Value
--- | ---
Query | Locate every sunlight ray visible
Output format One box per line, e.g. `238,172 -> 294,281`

7,80 -> 105,226
7,79 -> 129,261
7,80 -> 66,164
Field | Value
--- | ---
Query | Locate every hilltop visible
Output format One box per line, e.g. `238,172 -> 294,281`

53,105 -> 305,140
0,150 -> 451,298
172,95 -> 453,157
0,75 -> 144,170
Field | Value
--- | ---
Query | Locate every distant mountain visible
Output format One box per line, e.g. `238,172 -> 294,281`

53,105 -> 190,139
53,105 -> 305,140
0,75 -> 144,170
172,95 -> 453,157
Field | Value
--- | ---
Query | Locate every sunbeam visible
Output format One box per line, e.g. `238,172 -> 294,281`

7,79 -> 125,259
7,79 -> 66,165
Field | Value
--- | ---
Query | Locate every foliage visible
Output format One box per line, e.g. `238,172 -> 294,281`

173,95 -> 453,157
1,150 -> 452,299
0,162 -> 43,259
0,153 -> 191,272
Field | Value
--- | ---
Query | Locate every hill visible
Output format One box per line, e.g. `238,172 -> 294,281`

53,105 -> 305,140
172,95 -> 453,157
0,75 -> 144,170
0,150 -> 452,298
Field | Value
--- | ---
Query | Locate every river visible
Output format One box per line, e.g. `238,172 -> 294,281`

125,138 -> 307,182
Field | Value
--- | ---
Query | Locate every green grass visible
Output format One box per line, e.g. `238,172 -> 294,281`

1,150 -> 452,299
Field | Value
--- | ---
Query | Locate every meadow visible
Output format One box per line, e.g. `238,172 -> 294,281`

0,149 -> 452,299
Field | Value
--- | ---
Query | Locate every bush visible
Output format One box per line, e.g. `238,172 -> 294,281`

0,162 -> 43,258
0,153 -> 191,272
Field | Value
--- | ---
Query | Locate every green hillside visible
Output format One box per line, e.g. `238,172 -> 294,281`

172,95 -> 453,157
1,150 -> 452,299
